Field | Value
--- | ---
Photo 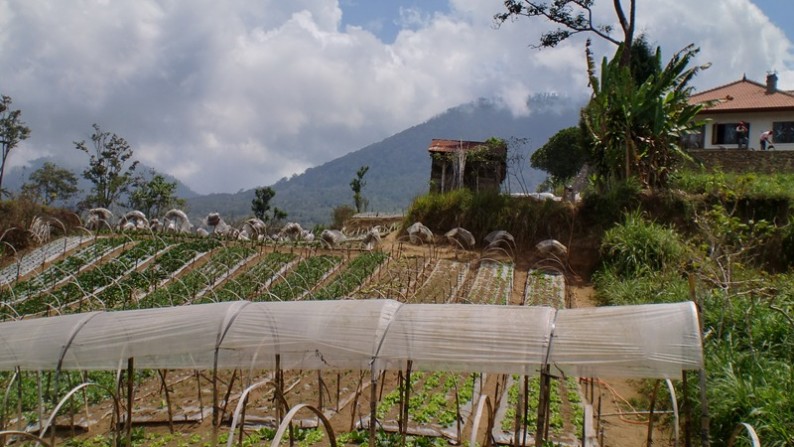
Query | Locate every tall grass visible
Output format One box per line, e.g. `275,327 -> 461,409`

598,210 -> 688,279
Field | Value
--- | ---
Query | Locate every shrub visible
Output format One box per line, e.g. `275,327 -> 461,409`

592,269 -> 689,306
578,177 -> 642,227
599,210 -> 687,279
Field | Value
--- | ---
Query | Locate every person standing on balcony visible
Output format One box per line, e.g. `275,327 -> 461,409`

736,121 -> 749,149
760,129 -> 774,150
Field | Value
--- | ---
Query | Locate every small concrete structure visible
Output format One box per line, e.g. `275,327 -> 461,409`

428,139 -> 507,193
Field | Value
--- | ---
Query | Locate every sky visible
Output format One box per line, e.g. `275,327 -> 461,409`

2,0 -> 793,194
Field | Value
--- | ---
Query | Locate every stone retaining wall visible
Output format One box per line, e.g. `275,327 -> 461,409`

687,149 -> 794,174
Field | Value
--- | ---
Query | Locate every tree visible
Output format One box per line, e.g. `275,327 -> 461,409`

332,205 -> 356,230
350,165 -> 369,213
495,0 -> 636,65
0,95 -> 31,196
75,124 -> 139,209
251,186 -> 288,224
20,162 -> 79,206
128,171 -> 186,218
582,41 -> 709,189
252,186 -> 275,220
530,127 -> 587,184
272,207 -> 288,224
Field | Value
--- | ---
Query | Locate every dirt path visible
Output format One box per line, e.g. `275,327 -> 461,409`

571,286 -> 674,447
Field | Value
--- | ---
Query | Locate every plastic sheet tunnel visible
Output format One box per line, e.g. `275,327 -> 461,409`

0,299 -> 703,377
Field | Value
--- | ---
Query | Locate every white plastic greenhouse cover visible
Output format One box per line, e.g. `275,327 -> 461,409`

0,300 -> 702,379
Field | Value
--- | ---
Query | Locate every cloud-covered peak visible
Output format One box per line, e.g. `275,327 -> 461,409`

0,0 -> 791,194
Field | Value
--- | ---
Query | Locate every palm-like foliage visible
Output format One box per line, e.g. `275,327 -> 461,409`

583,40 -> 710,189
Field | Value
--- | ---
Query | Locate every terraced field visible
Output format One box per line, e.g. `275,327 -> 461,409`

0,232 -> 582,447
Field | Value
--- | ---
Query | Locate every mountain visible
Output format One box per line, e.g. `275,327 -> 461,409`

186,94 -> 583,227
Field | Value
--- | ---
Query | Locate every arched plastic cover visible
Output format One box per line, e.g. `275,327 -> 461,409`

549,301 -> 704,379
0,300 -> 703,378
374,304 -> 554,375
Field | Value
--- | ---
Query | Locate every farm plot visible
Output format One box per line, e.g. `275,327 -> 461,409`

228,368 -> 369,428
370,370 -> 480,441
95,238 -> 220,309
0,236 -> 126,311
0,235 -> 86,285
0,235 -> 596,447
265,255 -> 342,301
412,259 -> 469,303
137,245 -> 255,307
352,255 -> 432,301
523,270 -> 566,308
6,238 -> 168,317
310,251 -> 388,300
206,251 -> 296,302
493,375 -> 583,446
463,260 -> 513,305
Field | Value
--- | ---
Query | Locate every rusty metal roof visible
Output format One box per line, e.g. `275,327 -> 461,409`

689,76 -> 794,113
427,139 -> 503,153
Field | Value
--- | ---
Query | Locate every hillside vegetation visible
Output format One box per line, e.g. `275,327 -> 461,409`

1,170 -> 793,444
406,170 -> 794,444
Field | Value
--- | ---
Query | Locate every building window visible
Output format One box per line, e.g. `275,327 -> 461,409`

712,122 -> 749,145
772,121 -> 794,143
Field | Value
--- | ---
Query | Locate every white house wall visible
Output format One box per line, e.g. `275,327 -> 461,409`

699,111 -> 794,151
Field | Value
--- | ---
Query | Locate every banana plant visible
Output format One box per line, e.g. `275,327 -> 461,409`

583,39 -> 711,189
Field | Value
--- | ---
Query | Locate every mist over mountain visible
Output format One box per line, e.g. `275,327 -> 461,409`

186,94 -> 583,227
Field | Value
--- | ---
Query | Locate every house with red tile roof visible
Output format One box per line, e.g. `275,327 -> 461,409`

687,73 -> 794,151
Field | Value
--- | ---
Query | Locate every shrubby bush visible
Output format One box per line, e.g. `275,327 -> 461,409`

598,210 -> 688,279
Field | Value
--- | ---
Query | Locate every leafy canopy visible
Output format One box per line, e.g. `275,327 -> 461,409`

75,124 -> 139,209
21,162 -> 79,206
0,95 -> 31,197
128,171 -> 185,218
251,186 -> 287,224
350,165 -> 369,213
582,40 -> 708,189
495,0 -> 636,65
530,126 -> 587,184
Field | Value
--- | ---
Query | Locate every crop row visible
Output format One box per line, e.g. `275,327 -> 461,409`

497,374 -> 583,443
0,237 -> 127,306
353,256 -> 431,301
413,260 -> 469,304
499,375 -> 562,437
136,245 -> 255,308
523,270 -> 566,308
20,238 -> 169,315
95,239 -> 221,310
265,255 -> 342,301
311,251 -> 388,300
0,235 -> 86,285
205,251 -> 296,303
464,261 -> 514,305
1,238 -> 160,318
377,370 -> 477,429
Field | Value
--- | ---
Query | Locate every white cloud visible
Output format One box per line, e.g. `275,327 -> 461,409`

0,0 -> 791,194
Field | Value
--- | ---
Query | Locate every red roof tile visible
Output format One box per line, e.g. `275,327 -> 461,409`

689,77 -> 794,113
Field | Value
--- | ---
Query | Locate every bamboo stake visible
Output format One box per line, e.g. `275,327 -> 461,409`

689,272 -> 710,447
126,358 -> 134,447
646,380 -> 660,447
369,367 -> 377,447
157,370 -> 174,434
